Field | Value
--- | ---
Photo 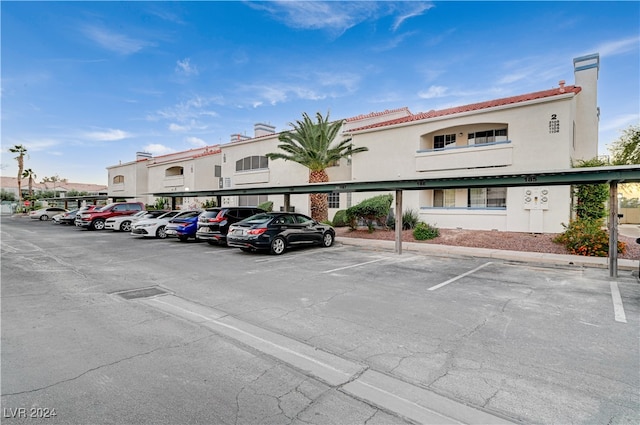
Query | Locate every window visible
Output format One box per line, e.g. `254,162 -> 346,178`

238,195 -> 268,206
328,192 -> 340,208
434,134 -> 456,149
433,189 -> 455,207
165,166 -> 184,177
113,175 -> 124,184
468,129 -> 507,145
236,156 -> 268,172
214,165 -> 222,177
468,188 -> 506,208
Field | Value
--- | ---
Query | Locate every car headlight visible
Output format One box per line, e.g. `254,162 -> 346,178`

136,223 -> 154,228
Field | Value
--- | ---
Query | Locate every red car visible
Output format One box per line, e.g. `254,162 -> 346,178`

75,202 -> 145,230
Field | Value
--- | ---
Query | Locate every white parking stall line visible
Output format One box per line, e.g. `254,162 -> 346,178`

322,258 -> 388,274
428,262 -> 493,291
610,281 -> 627,323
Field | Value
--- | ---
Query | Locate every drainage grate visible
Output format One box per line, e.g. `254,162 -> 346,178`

114,286 -> 169,300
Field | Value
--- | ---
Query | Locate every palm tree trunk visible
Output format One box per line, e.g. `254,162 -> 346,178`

309,169 -> 329,222
16,158 -> 23,205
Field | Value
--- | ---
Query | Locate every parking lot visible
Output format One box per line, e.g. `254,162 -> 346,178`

2,215 -> 639,424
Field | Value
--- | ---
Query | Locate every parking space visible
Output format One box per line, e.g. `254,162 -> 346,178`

3,215 -> 639,424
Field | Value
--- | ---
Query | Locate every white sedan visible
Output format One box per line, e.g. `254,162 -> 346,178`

104,211 -> 166,232
29,207 -> 68,221
130,210 -> 186,239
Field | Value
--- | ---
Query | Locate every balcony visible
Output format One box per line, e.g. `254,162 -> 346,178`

234,169 -> 270,185
163,175 -> 184,187
415,141 -> 513,172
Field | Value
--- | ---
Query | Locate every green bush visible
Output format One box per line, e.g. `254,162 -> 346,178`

573,158 -> 609,221
413,222 -> 439,240
346,194 -> 394,230
258,200 -> 273,212
402,209 -> 420,230
553,218 -> 626,257
332,210 -> 348,227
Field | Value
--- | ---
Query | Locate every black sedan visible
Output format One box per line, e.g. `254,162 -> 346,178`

227,212 -> 335,255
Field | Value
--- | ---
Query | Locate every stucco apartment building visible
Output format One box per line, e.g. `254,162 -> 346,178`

107,54 -> 600,233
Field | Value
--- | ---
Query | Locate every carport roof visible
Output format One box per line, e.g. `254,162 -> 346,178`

150,165 -> 640,198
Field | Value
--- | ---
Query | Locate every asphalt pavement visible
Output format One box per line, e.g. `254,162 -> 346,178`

2,215 -> 639,424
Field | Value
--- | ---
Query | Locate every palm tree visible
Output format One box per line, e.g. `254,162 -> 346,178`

22,168 -> 37,198
266,111 -> 368,222
8,145 -> 27,205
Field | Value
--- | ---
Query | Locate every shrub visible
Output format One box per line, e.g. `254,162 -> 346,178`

573,158 -> 609,221
553,218 -> 626,257
346,194 -> 394,231
402,209 -> 420,230
201,198 -> 217,209
413,222 -> 439,240
258,200 -> 273,212
332,210 -> 348,227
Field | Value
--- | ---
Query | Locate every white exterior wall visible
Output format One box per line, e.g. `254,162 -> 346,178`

107,160 -> 148,204
348,95 -> 579,233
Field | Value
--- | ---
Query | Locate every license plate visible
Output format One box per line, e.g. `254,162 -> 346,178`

200,228 -> 210,233
233,229 -> 244,235
165,229 -> 176,235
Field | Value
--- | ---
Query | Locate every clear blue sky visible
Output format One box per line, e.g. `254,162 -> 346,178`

2,1 -> 639,185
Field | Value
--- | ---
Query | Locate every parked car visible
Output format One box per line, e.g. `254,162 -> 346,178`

29,207 -> 68,221
164,210 -> 203,242
227,212 -> 335,255
51,211 -> 67,224
196,207 -> 265,246
105,210 -> 166,232
75,202 -> 145,230
56,209 -> 78,225
64,205 -> 101,226
131,210 -> 186,239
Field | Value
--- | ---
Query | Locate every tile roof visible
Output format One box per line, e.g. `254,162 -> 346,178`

349,85 -> 582,132
0,176 -> 107,192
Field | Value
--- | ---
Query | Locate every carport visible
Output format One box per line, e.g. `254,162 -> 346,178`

152,165 -> 640,277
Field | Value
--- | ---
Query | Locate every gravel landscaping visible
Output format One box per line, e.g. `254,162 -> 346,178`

335,227 -> 640,260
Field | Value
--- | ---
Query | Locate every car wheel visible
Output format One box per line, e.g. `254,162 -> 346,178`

270,236 -> 286,255
120,221 -> 132,232
40,215 -> 48,221
91,219 -> 105,230
322,231 -> 334,247
178,235 -> 189,242
156,226 -> 166,239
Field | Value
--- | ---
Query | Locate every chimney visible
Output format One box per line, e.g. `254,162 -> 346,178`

558,80 -> 565,93
254,123 -> 276,138
136,151 -> 152,161
230,133 -> 251,143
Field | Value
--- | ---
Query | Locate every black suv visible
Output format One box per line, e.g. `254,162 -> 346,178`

196,207 -> 264,246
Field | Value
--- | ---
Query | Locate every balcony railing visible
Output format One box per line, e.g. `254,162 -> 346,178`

415,140 -> 512,172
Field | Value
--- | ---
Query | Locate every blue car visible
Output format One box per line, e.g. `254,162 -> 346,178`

164,210 -> 202,242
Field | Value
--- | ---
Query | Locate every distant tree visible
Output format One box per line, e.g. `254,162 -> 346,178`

8,145 -> 27,205
22,168 -> 37,198
1,189 -> 16,202
266,111 -> 368,221
609,124 -> 640,165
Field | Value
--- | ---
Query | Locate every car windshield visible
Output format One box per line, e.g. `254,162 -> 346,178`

174,211 -> 201,219
201,209 -> 221,218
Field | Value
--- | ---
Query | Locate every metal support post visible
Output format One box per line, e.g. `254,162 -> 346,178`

395,190 -> 403,255
609,182 -> 618,278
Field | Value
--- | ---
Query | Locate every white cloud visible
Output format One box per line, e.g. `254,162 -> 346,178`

84,129 -> 131,141
418,85 -> 448,99
169,123 -> 189,132
81,24 -> 154,55
185,137 -> 207,147
391,3 -> 434,31
176,58 -> 199,76
151,95 -> 221,124
143,144 -> 175,156
250,1 -> 433,36
599,113 -> 639,132
594,36 -> 640,58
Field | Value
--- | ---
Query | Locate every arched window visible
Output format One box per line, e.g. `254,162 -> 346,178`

235,156 -> 268,172
113,175 -> 125,184
165,166 -> 184,177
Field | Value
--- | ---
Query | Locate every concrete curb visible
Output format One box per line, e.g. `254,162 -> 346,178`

337,237 -> 640,271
